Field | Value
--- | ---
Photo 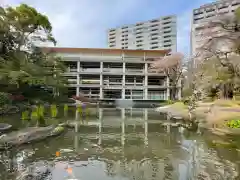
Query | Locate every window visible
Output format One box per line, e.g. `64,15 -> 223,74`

122,30 -> 128,33
163,26 -> 171,29
151,37 -> 158,41
136,27 -> 143,31
164,44 -> 171,47
194,17 -> 204,21
164,35 -> 171,38
151,46 -> 158,49
136,44 -> 142,47
163,16 -> 171,20
109,45 -> 114,47
218,4 -> 228,9
136,23 -> 143,26
136,40 -> 143,43
122,26 -> 128,29
151,19 -> 159,23
136,31 -> 142,35
136,36 -> 143,39
163,21 -> 171,25
109,29 -> 115,32
151,28 -> 158,32
206,8 -> 215,13
206,14 -> 215,18
150,24 -> 159,28
110,41 -> 115,44
109,37 -> 115,40
164,40 -> 171,43
163,30 -> 171,34
151,42 -> 158,45
194,10 -> 204,16
151,33 -> 158,36
109,33 -> 115,36
232,2 -> 240,6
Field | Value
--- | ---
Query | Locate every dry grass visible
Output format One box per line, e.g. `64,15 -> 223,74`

206,108 -> 240,127
213,99 -> 240,107
171,102 -> 188,110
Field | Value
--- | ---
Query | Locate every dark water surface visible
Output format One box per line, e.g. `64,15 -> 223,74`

1,108 -> 240,180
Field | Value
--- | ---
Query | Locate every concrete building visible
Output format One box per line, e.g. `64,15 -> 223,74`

191,0 -> 240,58
44,47 -> 181,101
107,15 -> 177,52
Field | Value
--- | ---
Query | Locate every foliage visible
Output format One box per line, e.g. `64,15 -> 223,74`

149,52 -> 184,100
51,126 -> 64,134
192,7 -> 240,99
21,110 -> 29,120
0,92 -> 11,107
226,120 -> 240,128
0,4 -> 67,104
50,104 -> 58,118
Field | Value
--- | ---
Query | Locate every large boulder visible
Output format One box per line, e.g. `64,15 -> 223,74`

0,125 -> 65,150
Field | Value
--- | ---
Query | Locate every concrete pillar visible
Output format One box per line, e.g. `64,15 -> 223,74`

100,74 -> 103,99
144,63 -> 148,74
121,110 -> 125,146
144,109 -> 148,146
98,108 -> 103,145
144,76 -> 148,100
121,108 -> 125,120
123,62 -> 126,74
121,89 -> 125,99
166,76 -> 170,100
76,87 -> 80,96
77,61 -> 80,72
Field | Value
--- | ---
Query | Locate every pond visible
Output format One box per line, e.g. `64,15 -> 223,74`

0,108 -> 240,180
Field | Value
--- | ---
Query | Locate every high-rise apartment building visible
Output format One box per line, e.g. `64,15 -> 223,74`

43,47 -> 181,101
107,15 -> 177,52
191,0 -> 240,58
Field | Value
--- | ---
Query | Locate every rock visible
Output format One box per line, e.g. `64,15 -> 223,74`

17,161 -> 51,180
0,125 -> 65,150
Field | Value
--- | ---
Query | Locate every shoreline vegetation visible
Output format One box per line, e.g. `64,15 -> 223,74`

156,99 -> 240,136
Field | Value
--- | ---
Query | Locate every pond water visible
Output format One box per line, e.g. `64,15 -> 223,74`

1,108 -> 240,180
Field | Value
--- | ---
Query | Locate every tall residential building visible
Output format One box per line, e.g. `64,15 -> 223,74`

191,0 -> 240,58
107,15 -> 177,52
43,47 -> 181,101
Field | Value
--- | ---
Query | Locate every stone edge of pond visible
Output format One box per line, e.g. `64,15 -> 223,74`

0,125 -> 65,151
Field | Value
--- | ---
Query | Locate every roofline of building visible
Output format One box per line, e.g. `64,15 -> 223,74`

194,0 -> 234,11
107,15 -> 177,32
42,47 -> 171,55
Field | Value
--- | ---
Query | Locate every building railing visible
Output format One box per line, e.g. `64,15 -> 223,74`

103,68 -> 123,73
125,69 -> 144,73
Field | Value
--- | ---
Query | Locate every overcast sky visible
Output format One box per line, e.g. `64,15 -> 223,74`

2,0 -> 217,56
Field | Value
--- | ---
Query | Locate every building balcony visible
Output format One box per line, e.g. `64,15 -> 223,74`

67,79 -> 78,84
80,68 -> 101,74
102,68 -> 123,74
124,57 -> 145,63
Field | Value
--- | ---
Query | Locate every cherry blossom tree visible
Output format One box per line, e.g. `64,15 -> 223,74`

149,52 -> 184,100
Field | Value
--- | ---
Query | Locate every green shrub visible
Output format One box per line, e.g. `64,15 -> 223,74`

227,119 -> 240,128
0,92 -> 11,107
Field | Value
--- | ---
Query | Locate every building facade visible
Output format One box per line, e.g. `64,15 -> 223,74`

44,47 -> 181,101
191,0 -> 240,59
107,15 -> 177,52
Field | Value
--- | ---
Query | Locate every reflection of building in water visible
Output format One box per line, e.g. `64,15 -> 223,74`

75,108 -> 238,179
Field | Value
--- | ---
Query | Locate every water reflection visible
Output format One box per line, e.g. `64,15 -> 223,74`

0,108 -> 240,180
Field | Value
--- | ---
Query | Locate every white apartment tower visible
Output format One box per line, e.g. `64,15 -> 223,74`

191,0 -> 240,58
107,15 -> 177,52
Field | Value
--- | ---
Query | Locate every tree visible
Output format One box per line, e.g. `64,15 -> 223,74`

149,52 -> 184,100
0,4 -> 67,100
195,7 -> 240,99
